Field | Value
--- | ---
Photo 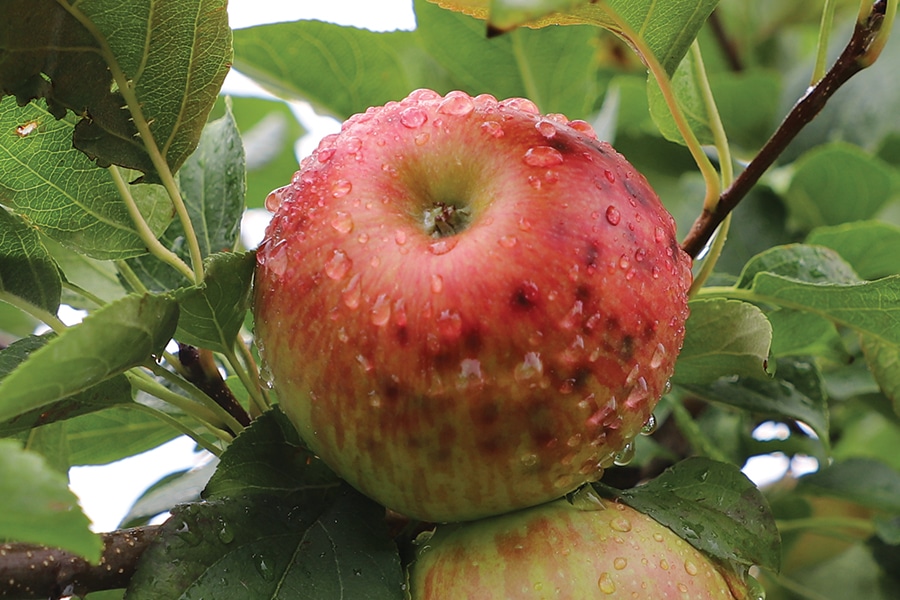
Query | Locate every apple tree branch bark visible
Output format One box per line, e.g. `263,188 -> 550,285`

0,526 -> 159,599
681,0 -> 891,259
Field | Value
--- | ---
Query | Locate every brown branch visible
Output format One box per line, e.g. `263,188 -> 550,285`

0,526 -> 159,599
178,343 -> 251,430
708,9 -> 744,72
681,1 -> 889,259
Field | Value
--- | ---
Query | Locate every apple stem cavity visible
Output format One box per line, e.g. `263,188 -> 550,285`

422,201 -> 472,238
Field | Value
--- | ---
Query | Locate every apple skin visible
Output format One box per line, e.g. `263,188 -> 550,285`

254,89 -> 692,522
409,494 -> 748,599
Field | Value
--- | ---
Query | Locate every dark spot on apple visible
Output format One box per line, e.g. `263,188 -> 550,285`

383,380 -> 401,405
475,401 -> 500,427
642,322 -> 658,340
619,335 -> 635,360
624,179 -> 647,204
550,138 -> 574,154
575,284 -> 591,301
396,325 -> 409,346
585,242 -> 600,268
464,327 -> 482,352
511,281 -> 540,311
572,365 -> 592,390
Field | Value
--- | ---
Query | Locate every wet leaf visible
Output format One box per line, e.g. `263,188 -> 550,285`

0,97 -> 175,260
593,457 -> 781,571
0,207 -> 61,315
674,298 -> 772,384
860,334 -> 900,419
807,221 -> 900,280
768,309 -> 851,363
736,244 -> 862,288
0,294 -> 178,422
0,439 -> 102,562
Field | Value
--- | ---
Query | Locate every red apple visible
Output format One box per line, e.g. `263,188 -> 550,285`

409,493 -> 752,599
254,89 -> 692,522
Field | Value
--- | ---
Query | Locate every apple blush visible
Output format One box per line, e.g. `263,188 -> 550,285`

253,89 -> 692,522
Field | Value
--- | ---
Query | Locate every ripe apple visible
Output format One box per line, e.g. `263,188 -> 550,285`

409,493 -> 752,599
254,89 -> 692,522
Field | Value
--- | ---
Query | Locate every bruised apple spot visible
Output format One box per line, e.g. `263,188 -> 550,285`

511,281 -> 540,311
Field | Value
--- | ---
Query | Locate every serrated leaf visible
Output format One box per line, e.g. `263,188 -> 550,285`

0,335 -> 132,437
861,334 -> 900,418
0,0 -> 232,179
0,97 -> 175,260
683,358 -> 830,447
0,207 -> 61,314
768,309 -> 851,363
172,252 -> 255,353
432,0 -> 719,75
0,439 -> 102,562
0,294 -> 178,422
593,457 -> 781,571
784,142 -> 895,231
796,458 -> 900,514
204,407 -> 339,499
673,298 -> 772,384
807,221 -> 900,280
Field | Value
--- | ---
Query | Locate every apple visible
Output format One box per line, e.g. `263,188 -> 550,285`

408,492 -> 752,599
253,89 -> 692,522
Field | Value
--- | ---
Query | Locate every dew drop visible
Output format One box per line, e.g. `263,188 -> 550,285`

393,298 -> 408,327
536,120 -> 557,138
330,210 -> 354,234
481,120 -> 504,138
640,413 -> 658,436
394,229 -> 407,246
415,132 -> 430,146
502,97 -> 540,113
438,91 -> 475,116
317,146 -> 335,163
684,560 -> 699,576
634,248 -> 646,263
598,572 -> 616,594
609,515 -> 633,533
217,519 -> 234,544
613,557 -> 628,570
518,217 -> 532,232
342,273 -> 362,309
431,274 -> 444,294
659,558 -> 670,571
437,310 -> 462,341
653,533 -> 665,542
265,239 -> 289,277
569,119 -> 598,138
655,226 -> 667,243
514,352 -> 543,382
370,294 -> 391,327
400,107 -> 428,128
332,179 -> 352,198
650,343 -> 667,369
264,186 -> 289,212
604,169 -> 616,183
678,583 -> 689,593
429,238 -> 457,255
560,300 -> 583,330
324,249 -> 352,280
253,553 -> 276,582
613,441 -> 636,466
527,175 -> 542,190
524,146 -> 564,167
498,235 -> 518,248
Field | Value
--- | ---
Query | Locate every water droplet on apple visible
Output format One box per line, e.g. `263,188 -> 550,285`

613,441 -> 635,466
437,310 -> 462,341
524,146 -> 564,167
684,560 -> 700,576
569,119 -> 598,138
356,354 -> 374,372
650,343 -> 666,369
400,106 -> 428,128
502,97 -> 539,114
560,300 -> 583,330
345,136 -> 362,154
394,229 -> 407,246
370,293 -> 391,326
602,205 -> 620,226
604,169 -> 616,184
431,274 -> 443,293
527,175 -> 542,190
330,210 -> 354,234
659,558 -> 671,571
415,132 -> 430,146
428,238 -> 457,255
324,249 -> 352,280
625,377 -> 648,409
498,235 -> 517,248
514,352 -> 543,382
536,120 -> 556,138
342,273 -> 362,309
266,239 -> 289,277
518,217 -> 532,231
438,91 -> 475,116
520,453 -> 538,467
332,179 -> 352,198
481,120 -> 504,138
618,254 -> 630,270
597,572 -> 616,594
640,413 -> 658,436
609,514 -> 633,532
634,248 -> 646,263
265,186 -> 289,212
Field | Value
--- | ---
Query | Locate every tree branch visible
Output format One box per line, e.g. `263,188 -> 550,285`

0,526 -> 159,599
681,0 -> 890,259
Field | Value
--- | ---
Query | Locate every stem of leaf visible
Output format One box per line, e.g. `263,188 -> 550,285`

126,402 -> 227,457
114,260 -> 149,294
600,5 -> 721,212
223,343 -> 268,416
109,166 -> 194,283
238,334 -> 272,410
126,369 -> 225,433
813,0 -> 838,84
0,292 -> 67,334
61,281 -> 106,309
669,396 -> 730,463
60,4 -> 206,285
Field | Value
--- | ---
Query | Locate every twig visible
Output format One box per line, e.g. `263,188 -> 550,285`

708,9 -> 744,72
0,526 -> 159,599
681,0 -> 890,259
178,344 -> 252,428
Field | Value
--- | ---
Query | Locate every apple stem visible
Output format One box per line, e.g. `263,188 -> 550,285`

680,0 -> 891,259
423,202 -> 471,237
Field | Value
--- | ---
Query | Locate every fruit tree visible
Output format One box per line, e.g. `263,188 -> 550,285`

1,1 -> 899,599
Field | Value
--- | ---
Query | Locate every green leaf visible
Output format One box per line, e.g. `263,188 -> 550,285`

683,358 -> 830,447
0,335 -> 133,438
796,458 -> 900,514
128,409 -> 403,600
708,69 -> 780,152
172,252 -> 255,353
0,0 -> 232,179
784,142 -> 896,231
0,207 -> 61,315
0,294 -> 178,423
0,97 -> 175,260
127,105 -> 246,291
861,334 -> 900,418
593,457 -> 781,571
673,298 -> 772,384
121,461 -> 217,529
42,237 -> 127,309
648,48 -> 714,146
768,309 -> 851,363
736,244 -> 862,288
806,221 -> 900,280
0,439 -> 102,561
